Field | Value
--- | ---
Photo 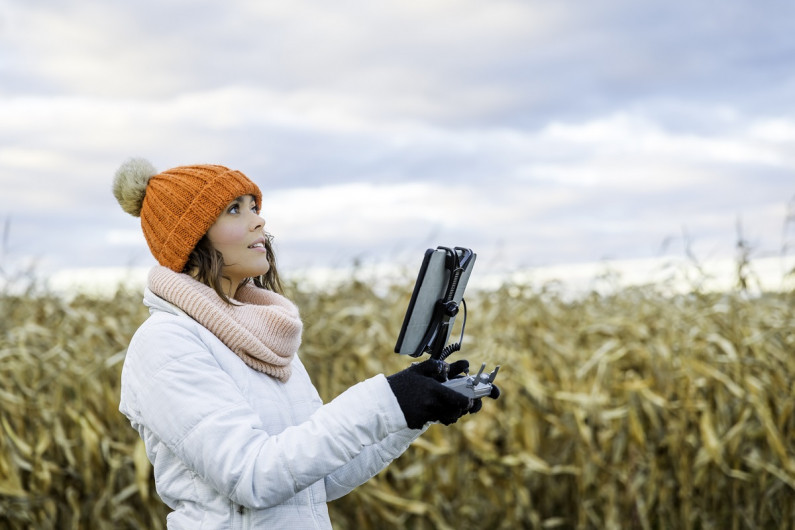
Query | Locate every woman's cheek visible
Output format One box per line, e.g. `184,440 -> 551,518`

209,221 -> 246,246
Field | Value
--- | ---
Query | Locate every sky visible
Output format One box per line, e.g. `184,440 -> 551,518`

1,0 -> 794,284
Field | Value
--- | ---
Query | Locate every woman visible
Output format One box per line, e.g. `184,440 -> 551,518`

112,158 -> 499,529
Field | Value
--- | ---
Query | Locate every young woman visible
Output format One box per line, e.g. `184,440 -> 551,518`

112,158 -> 499,529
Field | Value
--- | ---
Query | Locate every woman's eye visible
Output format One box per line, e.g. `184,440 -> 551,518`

228,204 -> 240,214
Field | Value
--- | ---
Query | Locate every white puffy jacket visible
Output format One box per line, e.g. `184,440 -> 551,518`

119,289 -> 425,529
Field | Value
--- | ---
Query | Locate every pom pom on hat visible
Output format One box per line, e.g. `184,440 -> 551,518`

113,157 -> 158,217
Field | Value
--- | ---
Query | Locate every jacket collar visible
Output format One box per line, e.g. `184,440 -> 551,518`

143,287 -> 188,317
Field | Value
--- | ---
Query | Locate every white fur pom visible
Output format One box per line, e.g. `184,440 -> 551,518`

112,157 -> 158,217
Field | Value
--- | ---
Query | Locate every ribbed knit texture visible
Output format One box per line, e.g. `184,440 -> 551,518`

148,266 -> 302,382
141,165 -> 262,273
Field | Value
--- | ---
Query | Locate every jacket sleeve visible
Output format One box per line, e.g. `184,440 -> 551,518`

324,425 -> 428,501
121,315 -> 410,509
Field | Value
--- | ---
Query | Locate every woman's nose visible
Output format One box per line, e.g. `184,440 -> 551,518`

251,214 -> 265,231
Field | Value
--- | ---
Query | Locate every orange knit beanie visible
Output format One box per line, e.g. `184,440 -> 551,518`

112,158 -> 263,272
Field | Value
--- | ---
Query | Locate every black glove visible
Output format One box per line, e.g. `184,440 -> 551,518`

446,359 -> 501,415
387,359 -> 473,429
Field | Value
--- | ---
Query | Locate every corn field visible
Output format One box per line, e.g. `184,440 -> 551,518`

1,270 -> 794,529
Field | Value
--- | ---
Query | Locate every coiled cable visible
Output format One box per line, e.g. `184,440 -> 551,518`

439,298 -> 467,361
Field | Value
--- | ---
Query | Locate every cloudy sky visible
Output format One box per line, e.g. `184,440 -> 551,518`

2,0 -> 794,282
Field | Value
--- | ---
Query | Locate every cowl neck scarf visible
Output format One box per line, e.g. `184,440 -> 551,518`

148,266 -> 302,382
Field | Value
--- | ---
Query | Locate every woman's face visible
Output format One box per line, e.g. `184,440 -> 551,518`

206,194 -> 271,293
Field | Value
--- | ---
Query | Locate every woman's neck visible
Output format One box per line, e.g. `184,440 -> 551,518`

220,276 -> 242,300
187,267 -> 241,300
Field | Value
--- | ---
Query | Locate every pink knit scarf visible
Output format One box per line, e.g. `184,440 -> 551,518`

148,266 -> 302,382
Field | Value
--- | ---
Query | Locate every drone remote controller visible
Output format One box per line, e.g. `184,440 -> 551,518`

443,362 -> 500,399
395,246 -> 502,400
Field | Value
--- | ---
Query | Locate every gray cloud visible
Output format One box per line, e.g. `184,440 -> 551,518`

1,0 -> 794,279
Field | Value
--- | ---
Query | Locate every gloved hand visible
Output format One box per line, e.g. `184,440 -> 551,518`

387,359 -> 473,429
447,359 -> 501,415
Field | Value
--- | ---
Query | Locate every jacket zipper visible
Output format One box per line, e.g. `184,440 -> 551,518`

232,503 -> 248,530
